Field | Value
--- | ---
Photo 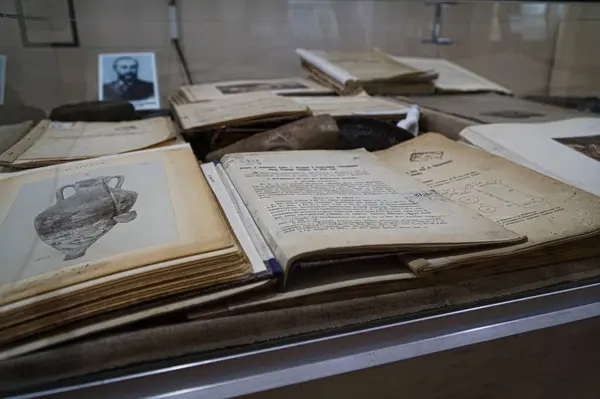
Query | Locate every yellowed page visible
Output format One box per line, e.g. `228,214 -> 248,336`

12,118 -> 175,164
391,56 -> 512,94
180,78 -> 333,102
376,133 -> 600,271
290,96 -> 409,117
0,144 -> 235,304
222,150 -> 523,274
173,92 -> 310,130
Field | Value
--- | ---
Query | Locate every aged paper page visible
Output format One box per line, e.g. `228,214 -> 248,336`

12,118 -> 175,163
291,96 -> 409,117
222,150 -> 523,273
0,145 -> 235,304
180,78 -> 332,102
173,92 -> 310,130
376,133 -> 600,271
392,56 -> 512,94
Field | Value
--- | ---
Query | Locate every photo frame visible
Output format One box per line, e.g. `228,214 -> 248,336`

98,52 -> 160,111
15,0 -> 79,48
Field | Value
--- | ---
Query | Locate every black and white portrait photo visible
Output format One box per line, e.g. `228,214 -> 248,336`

0,55 -> 6,105
98,52 -> 159,110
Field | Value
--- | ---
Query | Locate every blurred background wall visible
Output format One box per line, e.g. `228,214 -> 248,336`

0,0 -> 598,112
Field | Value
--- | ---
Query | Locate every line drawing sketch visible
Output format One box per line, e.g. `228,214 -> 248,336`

438,180 -> 546,214
34,175 -> 138,261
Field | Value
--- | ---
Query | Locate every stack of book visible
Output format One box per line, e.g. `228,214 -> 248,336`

296,49 -> 438,95
0,145 -> 273,359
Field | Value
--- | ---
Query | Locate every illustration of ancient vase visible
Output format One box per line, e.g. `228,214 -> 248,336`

34,175 -> 138,261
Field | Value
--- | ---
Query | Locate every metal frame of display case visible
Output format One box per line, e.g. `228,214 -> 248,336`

12,277 -> 600,399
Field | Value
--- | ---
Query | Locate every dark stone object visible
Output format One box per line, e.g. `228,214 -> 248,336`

335,116 -> 414,152
49,100 -> 138,122
205,115 -> 339,162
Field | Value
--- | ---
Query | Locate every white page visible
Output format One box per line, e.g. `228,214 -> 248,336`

222,150 -> 524,273
461,118 -> 600,197
201,163 -> 267,275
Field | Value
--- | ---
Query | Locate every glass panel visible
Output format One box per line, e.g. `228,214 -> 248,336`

0,1 -> 599,395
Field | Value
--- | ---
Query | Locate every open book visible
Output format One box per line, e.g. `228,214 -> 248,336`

0,117 -> 178,169
459,118 -> 600,197
207,149 -> 525,287
376,133 -> 600,274
0,145 -> 271,356
171,77 -> 333,104
296,49 -> 438,95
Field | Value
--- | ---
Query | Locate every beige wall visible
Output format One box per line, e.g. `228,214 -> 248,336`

1,0 -> 598,113
550,4 -> 600,96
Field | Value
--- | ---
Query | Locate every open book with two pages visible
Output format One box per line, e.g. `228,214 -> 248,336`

197,133 -> 600,314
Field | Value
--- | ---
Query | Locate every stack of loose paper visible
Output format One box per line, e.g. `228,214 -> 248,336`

296,49 -> 438,95
0,144 -> 271,359
459,117 -> 600,197
171,77 -> 333,105
0,117 -> 179,169
391,56 -> 512,94
172,92 -> 311,135
376,133 -> 600,274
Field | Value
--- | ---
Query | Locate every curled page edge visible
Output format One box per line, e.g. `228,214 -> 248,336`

201,163 -> 277,275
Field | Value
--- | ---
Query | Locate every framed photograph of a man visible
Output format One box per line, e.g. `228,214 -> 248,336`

98,52 -> 160,110
0,55 -> 6,105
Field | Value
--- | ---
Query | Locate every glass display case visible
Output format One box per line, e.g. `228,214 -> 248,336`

1,1 -> 599,398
